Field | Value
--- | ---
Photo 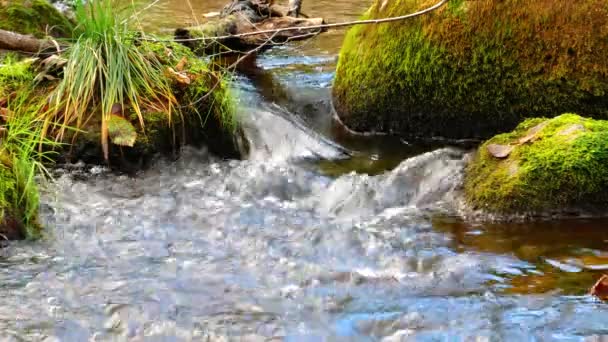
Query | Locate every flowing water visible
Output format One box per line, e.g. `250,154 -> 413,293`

2,1 -> 608,340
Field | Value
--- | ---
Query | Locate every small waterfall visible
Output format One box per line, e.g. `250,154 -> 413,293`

314,148 -> 467,221
240,103 -> 351,162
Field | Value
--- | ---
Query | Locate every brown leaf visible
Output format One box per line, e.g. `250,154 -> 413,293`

165,67 -> 191,85
590,274 -> 608,301
487,144 -> 514,159
175,57 -> 188,72
0,108 -> 11,122
518,121 -> 548,145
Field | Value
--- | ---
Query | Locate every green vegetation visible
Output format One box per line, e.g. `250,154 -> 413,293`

36,0 -> 241,166
46,0 -> 178,161
333,0 -> 608,139
465,114 -> 608,215
0,57 -> 57,239
0,0 -> 73,37
0,0 -> 243,239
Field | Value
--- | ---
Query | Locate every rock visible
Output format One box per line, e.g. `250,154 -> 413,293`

332,0 -> 608,140
464,114 -> 608,216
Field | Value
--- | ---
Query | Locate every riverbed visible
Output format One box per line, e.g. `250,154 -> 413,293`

1,0 -> 608,340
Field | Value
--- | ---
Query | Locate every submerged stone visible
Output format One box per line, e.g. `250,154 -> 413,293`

464,114 -> 608,217
332,0 -> 608,139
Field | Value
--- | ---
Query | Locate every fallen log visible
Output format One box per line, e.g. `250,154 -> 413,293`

0,29 -> 58,55
175,0 -> 324,55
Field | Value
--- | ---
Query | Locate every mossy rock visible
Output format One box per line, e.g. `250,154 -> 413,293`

464,114 -> 608,216
0,0 -> 73,37
333,0 -> 608,139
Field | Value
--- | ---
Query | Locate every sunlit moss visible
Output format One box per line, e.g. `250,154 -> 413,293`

333,0 -> 608,138
0,55 -> 35,97
465,114 -> 608,214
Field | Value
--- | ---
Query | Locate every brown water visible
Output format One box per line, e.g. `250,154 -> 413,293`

0,0 -> 607,340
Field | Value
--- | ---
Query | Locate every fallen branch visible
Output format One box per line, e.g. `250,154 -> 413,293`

0,29 -> 60,55
173,0 -> 325,54
160,0 -> 447,45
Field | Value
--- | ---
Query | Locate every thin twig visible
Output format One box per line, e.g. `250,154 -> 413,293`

145,0 -> 448,43
123,0 -> 163,24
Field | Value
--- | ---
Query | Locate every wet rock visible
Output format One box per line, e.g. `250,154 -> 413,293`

332,0 -> 608,139
464,113 -> 608,217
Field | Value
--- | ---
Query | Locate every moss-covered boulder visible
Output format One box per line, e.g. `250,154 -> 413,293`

333,0 -> 608,139
0,0 -> 73,37
464,114 -> 608,216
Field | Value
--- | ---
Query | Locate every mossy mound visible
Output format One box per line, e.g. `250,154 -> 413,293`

464,114 -> 608,216
0,0 -> 73,37
333,0 -> 608,139
65,42 -> 248,169
1,44 -> 248,171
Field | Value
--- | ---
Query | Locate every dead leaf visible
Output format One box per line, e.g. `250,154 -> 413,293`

175,57 -> 188,72
518,121 -> 549,144
107,114 -> 137,147
487,144 -> 514,159
0,108 -> 11,122
590,274 -> 608,301
165,67 -> 191,85
39,54 -> 67,70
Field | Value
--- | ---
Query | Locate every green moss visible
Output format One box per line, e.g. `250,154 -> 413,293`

333,0 -> 608,139
465,113 -> 608,214
0,55 -> 35,97
0,0 -> 73,37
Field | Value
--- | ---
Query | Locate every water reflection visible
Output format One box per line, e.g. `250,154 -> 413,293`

434,216 -> 608,295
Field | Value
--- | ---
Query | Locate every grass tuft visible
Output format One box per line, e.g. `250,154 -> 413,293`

44,0 -> 178,161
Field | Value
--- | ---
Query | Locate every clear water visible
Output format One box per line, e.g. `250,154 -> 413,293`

2,0 -> 608,340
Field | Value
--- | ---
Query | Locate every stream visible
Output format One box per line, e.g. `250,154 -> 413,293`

2,0 -> 608,340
